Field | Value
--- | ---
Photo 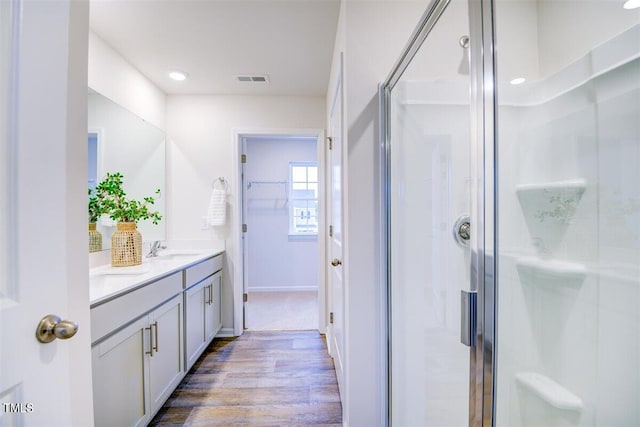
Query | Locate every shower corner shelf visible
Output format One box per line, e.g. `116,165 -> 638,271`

516,179 -> 587,208
515,372 -> 584,411
516,257 -> 586,283
515,179 -> 587,195
516,179 -> 587,226
516,179 -> 587,202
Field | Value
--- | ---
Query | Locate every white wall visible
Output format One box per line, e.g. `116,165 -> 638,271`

246,137 -> 318,292
493,0 -> 639,82
88,30 -> 166,130
494,0 -> 540,82
327,1 -> 429,425
166,95 -> 324,332
536,1 -> 639,78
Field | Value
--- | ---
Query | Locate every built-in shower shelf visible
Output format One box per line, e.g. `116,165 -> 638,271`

515,179 -> 587,195
516,179 -> 587,225
516,372 -> 584,411
516,257 -> 586,284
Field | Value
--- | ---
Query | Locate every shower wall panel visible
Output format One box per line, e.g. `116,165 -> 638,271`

495,22 -> 640,427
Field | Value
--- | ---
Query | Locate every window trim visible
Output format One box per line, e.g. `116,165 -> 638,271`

288,161 -> 319,236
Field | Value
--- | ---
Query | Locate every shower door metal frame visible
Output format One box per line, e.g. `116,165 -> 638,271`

380,0 -> 498,425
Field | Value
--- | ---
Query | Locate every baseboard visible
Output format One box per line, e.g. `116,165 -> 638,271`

215,328 -> 236,338
247,286 -> 318,292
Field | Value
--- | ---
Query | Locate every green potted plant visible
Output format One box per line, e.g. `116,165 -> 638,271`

88,188 -> 105,252
95,172 -> 162,266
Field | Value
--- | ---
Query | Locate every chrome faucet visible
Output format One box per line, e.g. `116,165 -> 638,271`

146,241 -> 166,258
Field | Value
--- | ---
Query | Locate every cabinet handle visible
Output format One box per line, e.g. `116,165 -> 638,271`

209,284 -> 213,305
153,321 -> 159,353
204,284 -> 209,305
145,326 -> 153,357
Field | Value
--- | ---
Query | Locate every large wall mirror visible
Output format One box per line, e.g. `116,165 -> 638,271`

88,88 -> 166,251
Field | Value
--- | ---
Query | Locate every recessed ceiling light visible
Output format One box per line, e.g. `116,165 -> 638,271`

169,71 -> 188,81
510,77 -> 526,85
623,0 -> 640,9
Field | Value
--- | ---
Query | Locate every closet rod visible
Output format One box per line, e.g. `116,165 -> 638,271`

247,180 -> 288,189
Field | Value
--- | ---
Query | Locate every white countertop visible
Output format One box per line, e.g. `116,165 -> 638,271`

89,248 -> 224,307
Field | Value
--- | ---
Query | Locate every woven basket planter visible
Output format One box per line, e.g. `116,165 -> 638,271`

89,222 -> 102,253
111,222 -> 142,266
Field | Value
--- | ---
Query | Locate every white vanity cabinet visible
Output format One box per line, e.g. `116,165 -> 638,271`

148,295 -> 184,413
91,271 -> 184,427
92,293 -> 183,427
205,273 -> 222,343
90,251 -> 224,427
92,316 -> 148,427
184,256 -> 223,371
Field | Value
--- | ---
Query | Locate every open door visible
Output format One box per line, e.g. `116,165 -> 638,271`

382,0 -> 477,424
326,54 -> 345,393
0,1 -> 94,425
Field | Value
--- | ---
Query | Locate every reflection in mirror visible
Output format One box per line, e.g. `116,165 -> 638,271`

88,89 -> 166,252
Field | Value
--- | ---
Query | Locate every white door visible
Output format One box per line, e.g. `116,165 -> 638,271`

327,57 -> 345,392
0,1 -> 94,425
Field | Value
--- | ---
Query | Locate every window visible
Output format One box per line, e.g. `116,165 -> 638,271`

289,162 -> 318,235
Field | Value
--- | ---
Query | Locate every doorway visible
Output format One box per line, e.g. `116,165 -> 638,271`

234,130 -> 326,333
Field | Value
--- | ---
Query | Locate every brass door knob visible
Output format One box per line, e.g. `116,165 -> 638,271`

331,259 -> 342,267
36,314 -> 78,343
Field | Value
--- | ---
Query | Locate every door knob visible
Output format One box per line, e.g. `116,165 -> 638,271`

331,259 -> 342,267
36,314 -> 78,343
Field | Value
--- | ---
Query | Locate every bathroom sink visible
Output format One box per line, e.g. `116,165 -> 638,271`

149,250 -> 202,261
91,264 -> 152,276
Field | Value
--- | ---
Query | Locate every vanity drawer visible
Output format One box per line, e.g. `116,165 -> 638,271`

185,254 -> 222,288
91,271 -> 182,343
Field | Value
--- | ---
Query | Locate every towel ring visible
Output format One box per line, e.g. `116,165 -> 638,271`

212,177 -> 228,191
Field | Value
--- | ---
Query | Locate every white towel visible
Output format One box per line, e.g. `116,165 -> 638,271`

207,189 -> 226,226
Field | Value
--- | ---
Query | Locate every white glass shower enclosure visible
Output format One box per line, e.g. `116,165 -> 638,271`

382,0 -> 640,425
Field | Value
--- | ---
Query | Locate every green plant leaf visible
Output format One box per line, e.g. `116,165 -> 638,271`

93,172 -> 163,224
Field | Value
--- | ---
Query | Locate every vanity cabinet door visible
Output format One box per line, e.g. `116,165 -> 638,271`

185,278 -> 208,370
92,316 -> 150,427
205,272 -> 222,342
92,295 -> 185,427
148,294 -> 184,414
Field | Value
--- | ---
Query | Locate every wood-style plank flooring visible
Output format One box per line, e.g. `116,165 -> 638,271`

149,331 -> 342,426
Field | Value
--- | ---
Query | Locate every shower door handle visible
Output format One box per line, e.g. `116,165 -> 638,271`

453,215 -> 471,247
461,290 -> 477,347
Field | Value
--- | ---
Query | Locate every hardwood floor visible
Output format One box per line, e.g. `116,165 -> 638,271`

149,331 -> 342,426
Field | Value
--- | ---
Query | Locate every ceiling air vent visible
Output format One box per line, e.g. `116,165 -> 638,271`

236,75 -> 270,83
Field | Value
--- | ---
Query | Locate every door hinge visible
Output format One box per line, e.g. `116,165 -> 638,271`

327,136 -> 333,150
329,312 -> 334,324
242,224 -> 247,233
329,225 -> 333,237
241,154 -> 247,163
243,293 -> 248,302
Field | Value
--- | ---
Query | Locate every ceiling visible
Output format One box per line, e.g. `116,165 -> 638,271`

89,0 -> 341,97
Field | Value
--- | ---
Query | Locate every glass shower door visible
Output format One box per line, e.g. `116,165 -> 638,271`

386,0 -> 474,424
493,2 -> 640,426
